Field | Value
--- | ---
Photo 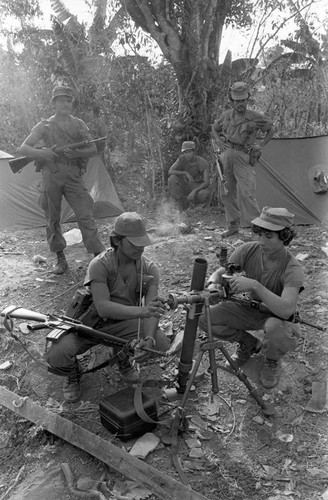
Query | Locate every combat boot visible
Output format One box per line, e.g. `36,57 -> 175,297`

260,358 -> 279,389
230,333 -> 261,366
54,250 -> 68,274
62,370 -> 82,402
118,358 -> 140,383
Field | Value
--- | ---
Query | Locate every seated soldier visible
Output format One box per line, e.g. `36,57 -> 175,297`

45,212 -> 170,402
199,206 -> 305,389
168,141 -> 210,209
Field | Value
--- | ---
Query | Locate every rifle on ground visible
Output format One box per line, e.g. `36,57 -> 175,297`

9,137 -> 107,174
205,140 -> 228,210
0,306 -> 166,373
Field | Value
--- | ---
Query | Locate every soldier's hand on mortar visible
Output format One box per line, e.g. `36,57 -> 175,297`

141,297 -> 166,318
229,275 -> 256,294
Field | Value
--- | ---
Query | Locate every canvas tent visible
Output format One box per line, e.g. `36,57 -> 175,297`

256,135 -> 328,225
0,151 -> 124,231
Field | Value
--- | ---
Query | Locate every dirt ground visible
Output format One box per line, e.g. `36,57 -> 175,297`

0,201 -> 328,500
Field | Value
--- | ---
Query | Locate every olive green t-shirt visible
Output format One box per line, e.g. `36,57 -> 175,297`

229,241 -> 304,302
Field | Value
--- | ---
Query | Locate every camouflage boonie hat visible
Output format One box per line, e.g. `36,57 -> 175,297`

251,206 -> 295,231
230,82 -> 249,100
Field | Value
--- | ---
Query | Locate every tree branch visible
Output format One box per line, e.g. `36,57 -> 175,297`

121,0 -> 182,66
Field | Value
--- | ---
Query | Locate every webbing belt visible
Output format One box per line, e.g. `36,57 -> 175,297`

227,141 -> 249,153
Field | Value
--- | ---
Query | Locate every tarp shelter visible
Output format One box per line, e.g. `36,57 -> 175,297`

257,135 -> 328,225
0,151 -> 124,230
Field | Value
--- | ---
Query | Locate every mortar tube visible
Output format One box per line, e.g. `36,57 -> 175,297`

177,258 -> 207,393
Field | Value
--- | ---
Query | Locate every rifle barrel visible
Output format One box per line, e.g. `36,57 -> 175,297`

8,136 -> 107,174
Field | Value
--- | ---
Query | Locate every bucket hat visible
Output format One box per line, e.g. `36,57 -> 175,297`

230,82 -> 249,100
251,206 -> 294,231
113,212 -> 153,246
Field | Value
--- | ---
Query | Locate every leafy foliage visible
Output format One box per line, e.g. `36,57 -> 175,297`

254,7 -> 328,138
0,0 -> 327,205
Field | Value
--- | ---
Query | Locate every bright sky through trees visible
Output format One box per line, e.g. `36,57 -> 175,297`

34,0 -> 328,61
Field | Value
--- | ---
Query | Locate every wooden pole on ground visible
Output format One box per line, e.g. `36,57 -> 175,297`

0,386 -> 210,500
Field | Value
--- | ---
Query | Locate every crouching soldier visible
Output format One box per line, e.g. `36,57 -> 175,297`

168,140 -> 210,210
45,212 -> 170,402
199,206 -> 305,389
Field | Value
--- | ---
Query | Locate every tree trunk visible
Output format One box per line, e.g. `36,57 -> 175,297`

120,0 -> 230,153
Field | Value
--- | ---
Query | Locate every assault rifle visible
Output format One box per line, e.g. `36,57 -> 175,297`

9,137 -> 106,174
211,138 -> 228,196
0,305 -> 166,373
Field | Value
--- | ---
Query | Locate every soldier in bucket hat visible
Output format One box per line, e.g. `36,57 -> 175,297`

212,82 -> 275,237
45,212 -> 170,402
168,140 -> 210,210
199,206 -> 305,389
19,85 -> 105,274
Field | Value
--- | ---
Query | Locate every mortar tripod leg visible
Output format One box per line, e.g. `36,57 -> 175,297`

204,299 -> 219,393
179,350 -> 204,408
218,343 -> 274,416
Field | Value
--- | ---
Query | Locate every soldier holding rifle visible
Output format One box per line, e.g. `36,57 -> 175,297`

199,207 -> 305,389
19,85 -> 105,274
212,82 -> 274,238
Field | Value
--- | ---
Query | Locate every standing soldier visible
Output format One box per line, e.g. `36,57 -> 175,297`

168,141 -> 210,210
19,86 -> 105,274
212,82 -> 274,238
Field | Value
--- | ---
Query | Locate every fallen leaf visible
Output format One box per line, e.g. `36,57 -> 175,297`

295,253 -> 309,261
189,447 -> 204,458
189,415 -> 208,431
307,467 -> 328,478
262,465 -> 278,479
129,433 -> 160,459
305,381 -> 328,413
185,438 -> 201,449
276,430 -> 294,443
253,415 -> 264,424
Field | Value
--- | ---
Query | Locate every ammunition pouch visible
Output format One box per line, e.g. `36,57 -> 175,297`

35,159 -> 59,174
78,157 -> 88,175
248,145 -> 262,166
66,289 -> 103,329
